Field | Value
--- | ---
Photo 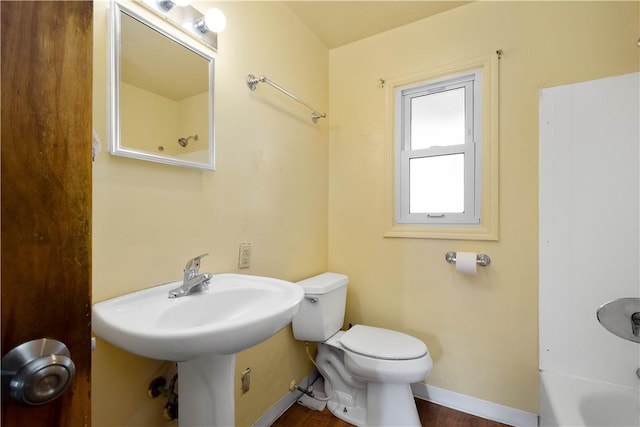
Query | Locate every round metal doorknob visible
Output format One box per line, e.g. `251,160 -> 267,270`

1,338 -> 76,406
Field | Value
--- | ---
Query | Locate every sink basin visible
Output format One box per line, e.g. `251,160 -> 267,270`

92,273 -> 304,427
92,273 -> 304,361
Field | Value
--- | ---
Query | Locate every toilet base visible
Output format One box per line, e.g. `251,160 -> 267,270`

317,340 -> 423,426
312,375 -> 367,425
367,382 -> 421,426
325,382 -> 420,426
328,397 -> 367,426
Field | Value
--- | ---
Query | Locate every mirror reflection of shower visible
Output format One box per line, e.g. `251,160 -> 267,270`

178,134 -> 198,147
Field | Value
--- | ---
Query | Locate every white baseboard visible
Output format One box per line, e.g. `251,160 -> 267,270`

253,371 -> 538,427
412,383 -> 538,427
251,370 -> 318,427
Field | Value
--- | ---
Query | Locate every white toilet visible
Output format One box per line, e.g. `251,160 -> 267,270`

292,272 -> 432,426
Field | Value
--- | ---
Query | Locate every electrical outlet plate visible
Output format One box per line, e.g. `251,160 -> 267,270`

238,242 -> 251,269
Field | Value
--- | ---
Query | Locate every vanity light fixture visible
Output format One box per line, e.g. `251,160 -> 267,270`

139,0 -> 225,50
157,0 -> 191,12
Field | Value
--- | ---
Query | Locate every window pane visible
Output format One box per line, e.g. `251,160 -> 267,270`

411,88 -> 465,150
409,154 -> 464,213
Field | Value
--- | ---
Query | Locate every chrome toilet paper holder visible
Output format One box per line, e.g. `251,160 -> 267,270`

445,251 -> 491,267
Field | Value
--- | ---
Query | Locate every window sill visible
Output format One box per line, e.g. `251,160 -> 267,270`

383,223 -> 498,241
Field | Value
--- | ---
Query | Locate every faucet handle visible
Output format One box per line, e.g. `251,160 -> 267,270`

184,253 -> 209,273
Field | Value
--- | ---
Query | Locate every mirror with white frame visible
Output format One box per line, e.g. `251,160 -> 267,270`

109,1 -> 215,170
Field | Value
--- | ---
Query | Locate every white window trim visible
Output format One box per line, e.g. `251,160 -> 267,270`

383,53 -> 500,241
396,71 -> 482,225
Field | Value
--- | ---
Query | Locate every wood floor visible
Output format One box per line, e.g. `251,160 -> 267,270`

271,398 -> 511,427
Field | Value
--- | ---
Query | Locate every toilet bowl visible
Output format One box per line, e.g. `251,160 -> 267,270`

292,273 -> 432,426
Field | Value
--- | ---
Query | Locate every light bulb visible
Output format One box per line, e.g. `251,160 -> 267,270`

195,8 -> 226,33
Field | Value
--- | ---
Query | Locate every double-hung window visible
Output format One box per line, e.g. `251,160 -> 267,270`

396,70 -> 482,225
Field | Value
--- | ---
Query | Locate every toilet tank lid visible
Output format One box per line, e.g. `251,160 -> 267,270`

296,272 -> 348,294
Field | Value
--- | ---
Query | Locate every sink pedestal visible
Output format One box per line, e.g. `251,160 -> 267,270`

178,354 -> 236,427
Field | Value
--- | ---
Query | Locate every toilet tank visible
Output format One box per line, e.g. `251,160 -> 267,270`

292,272 -> 348,341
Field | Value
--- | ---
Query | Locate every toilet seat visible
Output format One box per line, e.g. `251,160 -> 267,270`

341,325 -> 427,360
337,325 -> 432,384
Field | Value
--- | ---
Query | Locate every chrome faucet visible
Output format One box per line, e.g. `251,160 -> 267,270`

168,254 -> 212,298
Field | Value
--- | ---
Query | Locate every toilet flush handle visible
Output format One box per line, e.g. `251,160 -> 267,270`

305,296 -> 318,303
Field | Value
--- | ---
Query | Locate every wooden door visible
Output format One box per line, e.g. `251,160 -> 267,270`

1,1 -> 93,426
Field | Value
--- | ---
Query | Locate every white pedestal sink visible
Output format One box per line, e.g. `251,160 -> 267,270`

92,274 -> 304,426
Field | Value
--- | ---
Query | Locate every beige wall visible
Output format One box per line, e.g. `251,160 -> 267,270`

92,0 -> 328,425
121,82 -> 177,154
328,1 -> 639,414
177,91 -> 208,156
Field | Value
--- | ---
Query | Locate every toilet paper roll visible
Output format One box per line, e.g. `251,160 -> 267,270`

455,252 -> 477,275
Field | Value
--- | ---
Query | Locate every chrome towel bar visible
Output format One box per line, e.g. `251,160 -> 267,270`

246,74 -> 327,123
